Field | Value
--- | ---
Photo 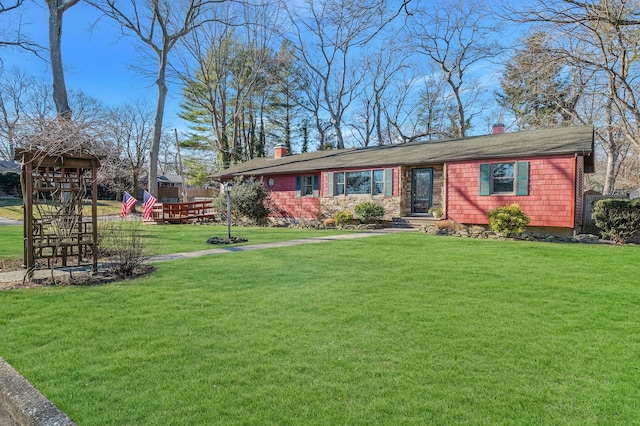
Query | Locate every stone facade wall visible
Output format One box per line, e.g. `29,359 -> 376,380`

320,195 -> 401,220
398,165 -> 445,216
264,164 -> 446,221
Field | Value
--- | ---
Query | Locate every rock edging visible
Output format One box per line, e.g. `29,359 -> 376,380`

0,357 -> 76,426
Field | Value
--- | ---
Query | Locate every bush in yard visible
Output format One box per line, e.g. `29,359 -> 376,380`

428,206 -> 443,218
435,220 -> 465,232
215,177 -> 272,225
354,201 -> 385,223
99,221 -> 149,279
488,203 -> 530,236
333,210 -> 354,227
323,218 -> 336,227
592,198 -> 640,243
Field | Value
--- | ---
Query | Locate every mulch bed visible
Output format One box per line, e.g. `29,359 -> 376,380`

0,261 -> 155,291
206,236 -> 248,244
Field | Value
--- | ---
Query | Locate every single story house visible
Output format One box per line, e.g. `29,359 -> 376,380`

213,125 -> 595,234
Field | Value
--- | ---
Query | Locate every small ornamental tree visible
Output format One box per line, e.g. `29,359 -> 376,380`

593,198 -> 640,244
488,203 -> 530,236
215,177 -> 272,225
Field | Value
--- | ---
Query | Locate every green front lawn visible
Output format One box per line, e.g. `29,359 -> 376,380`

138,224 -> 351,255
0,225 -> 23,260
0,233 -> 639,425
0,198 -> 24,221
0,224 -> 351,260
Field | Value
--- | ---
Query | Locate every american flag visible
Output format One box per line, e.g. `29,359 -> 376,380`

143,190 -> 157,220
120,192 -> 137,219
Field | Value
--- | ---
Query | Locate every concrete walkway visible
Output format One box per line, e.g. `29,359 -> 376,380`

147,228 -> 411,262
0,228 -> 415,284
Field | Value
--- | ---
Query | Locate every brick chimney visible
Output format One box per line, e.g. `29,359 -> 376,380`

492,124 -> 505,134
274,144 -> 288,158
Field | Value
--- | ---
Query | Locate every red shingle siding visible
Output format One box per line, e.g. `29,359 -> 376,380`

446,155 -> 577,228
266,174 -> 321,219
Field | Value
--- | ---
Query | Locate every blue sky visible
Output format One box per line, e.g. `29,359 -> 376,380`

2,1 -> 184,127
2,0 -> 517,140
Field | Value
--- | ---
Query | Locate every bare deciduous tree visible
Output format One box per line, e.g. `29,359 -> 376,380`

296,66 -> 334,150
282,0 -> 409,149
0,68 -> 33,160
0,1 -> 23,14
409,0 -> 502,137
0,69 -> 106,160
350,39 -> 409,147
178,20 -> 234,168
99,100 -> 154,197
87,0 -> 227,198
0,0 -> 41,54
383,65 -> 452,144
510,0 -> 640,194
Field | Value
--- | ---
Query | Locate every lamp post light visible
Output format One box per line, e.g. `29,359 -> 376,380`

224,182 -> 232,239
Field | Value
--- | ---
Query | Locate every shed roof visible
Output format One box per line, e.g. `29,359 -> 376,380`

212,125 -> 594,179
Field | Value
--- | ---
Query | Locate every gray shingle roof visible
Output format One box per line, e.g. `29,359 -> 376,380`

212,125 -> 594,179
0,160 -> 20,174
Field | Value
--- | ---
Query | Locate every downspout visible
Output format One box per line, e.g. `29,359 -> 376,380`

443,163 -> 448,220
571,154 -> 577,234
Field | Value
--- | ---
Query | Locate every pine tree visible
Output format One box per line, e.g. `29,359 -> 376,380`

496,31 -> 576,130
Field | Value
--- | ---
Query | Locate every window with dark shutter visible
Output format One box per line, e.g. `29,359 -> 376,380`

326,169 -> 393,196
479,161 -> 529,196
384,168 -> 393,196
327,172 -> 334,197
297,175 -> 319,197
479,163 -> 491,196
516,161 -> 529,195
312,175 -> 319,197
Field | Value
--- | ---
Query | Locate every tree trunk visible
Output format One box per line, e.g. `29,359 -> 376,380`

452,84 -> 465,138
603,151 -> 617,195
602,99 -> 617,195
332,117 -> 344,150
47,0 -> 77,118
315,118 -> 327,150
149,52 -> 169,198
375,96 -> 383,146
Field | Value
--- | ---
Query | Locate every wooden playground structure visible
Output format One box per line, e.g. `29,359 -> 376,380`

145,199 -> 216,224
15,149 -> 100,272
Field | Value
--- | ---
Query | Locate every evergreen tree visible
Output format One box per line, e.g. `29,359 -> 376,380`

496,31 -> 577,130
267,41 -> 305,155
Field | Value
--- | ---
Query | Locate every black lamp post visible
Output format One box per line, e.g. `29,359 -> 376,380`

224,182 -> 232,239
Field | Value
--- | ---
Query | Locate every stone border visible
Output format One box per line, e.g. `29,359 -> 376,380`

0,357 -> 76,426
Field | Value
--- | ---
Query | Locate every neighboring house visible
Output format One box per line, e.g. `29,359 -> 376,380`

158,174 -> 185,188
139,173 -> 186,189
213,125 -> 595,234
138,173 -> 186,202
0,160 -> 20,174
0,160 -> 21,197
